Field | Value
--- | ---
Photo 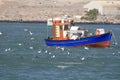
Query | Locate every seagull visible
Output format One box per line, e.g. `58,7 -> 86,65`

84,47 -> 89,50
5,49 -> 8,52
81,57 -> 85,61
29,46 -> 33,49
0,32 -> 2,35
112,53 -> 115,55
51,55 -> 55,58
38,50 -> 41,53
61,47 -> 65,51
49,52 -> 51,55
45,50 -> 48,53
29,31 -> 33,35
30,37 -> 35,40
5,48 -> 11,52
8,48 -> 11,51
18,43 -> 22,46
24,29 -> 28,32
67,51 -> 70,55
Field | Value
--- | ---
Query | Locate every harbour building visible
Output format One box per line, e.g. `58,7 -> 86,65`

84,1 -> 120,16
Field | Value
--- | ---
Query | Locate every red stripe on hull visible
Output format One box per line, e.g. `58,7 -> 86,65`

83,41 -> 110,48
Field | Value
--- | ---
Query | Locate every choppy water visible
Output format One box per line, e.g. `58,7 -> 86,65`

0,22 -> 120,80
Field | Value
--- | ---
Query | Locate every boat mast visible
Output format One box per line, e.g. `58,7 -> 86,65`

46,24 -> 48,38
47,18 -> 53,38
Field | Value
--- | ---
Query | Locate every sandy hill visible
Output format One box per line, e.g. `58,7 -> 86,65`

0,0 -> 119,21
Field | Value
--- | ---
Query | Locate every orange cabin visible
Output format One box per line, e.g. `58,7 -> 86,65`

52,18 -> 71,40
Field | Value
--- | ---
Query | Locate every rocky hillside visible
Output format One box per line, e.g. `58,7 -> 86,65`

0,0 -> 92,21
0,0 -> 119,22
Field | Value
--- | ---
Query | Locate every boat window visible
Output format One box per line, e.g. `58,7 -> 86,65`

64,25 -> 69,30
60,25 -> 62,30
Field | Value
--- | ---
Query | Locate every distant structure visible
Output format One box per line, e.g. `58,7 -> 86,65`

84,1 -> 120,16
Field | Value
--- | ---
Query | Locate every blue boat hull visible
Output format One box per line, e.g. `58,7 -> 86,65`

45,32 -> 112,48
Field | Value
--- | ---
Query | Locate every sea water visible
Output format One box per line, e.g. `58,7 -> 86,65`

0,22 -> 120,80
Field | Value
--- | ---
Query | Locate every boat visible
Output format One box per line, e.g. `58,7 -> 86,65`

45,16 -> 112,48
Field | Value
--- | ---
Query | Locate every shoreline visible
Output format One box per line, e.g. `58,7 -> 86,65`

0,20 -> 120,25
